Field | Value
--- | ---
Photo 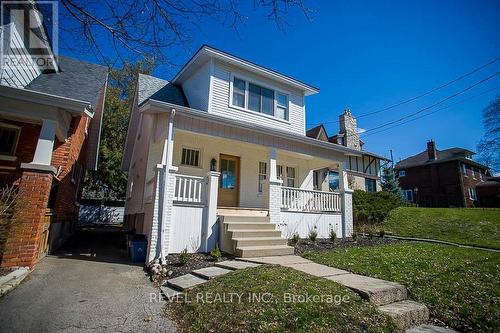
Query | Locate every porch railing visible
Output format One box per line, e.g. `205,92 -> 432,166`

281,186 -> 341,212
174,174 -> 205,204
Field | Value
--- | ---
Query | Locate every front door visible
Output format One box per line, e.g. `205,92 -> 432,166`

218,154 -> 240,207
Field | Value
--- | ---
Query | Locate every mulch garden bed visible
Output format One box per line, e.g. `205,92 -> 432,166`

293,235 -> 402,255
163,252 -> 234,279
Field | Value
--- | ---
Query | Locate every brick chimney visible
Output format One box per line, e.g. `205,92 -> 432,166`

427,140 -> 437,160
339,108 -> 361,150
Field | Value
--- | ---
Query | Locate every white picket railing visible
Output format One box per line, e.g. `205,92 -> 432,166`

174,174 -> 205,204
281,186 -> 341,212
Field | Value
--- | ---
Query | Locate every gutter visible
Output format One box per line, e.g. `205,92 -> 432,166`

0,84 -> 93,117
141,99 -> 374,159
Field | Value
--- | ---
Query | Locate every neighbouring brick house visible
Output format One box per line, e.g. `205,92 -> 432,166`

306,109 -> 388,192
394,140 -> 490,208
0,6 -> 108,268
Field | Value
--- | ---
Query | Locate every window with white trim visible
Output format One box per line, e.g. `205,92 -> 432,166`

230,75 -> 289,120
398,170 -> 406,177
471,167 -> 476,179
479,171 -> 483,181
461,163 -> 467,176
403,189 -> 414,202
276,165 -> 284,180
0,124 -> 20,156
286,166 -> 296,187
181,148 -> 201,167
258,162 -> 267,193
468,187 -> 477,200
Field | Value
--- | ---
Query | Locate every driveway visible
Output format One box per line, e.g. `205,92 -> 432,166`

0,228 -> 176,333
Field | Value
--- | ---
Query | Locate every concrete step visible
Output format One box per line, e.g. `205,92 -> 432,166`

167,274 -> 207,291
222,216 -> 270,222
215,260 -> 261,270
406,324 -> 459,333
325,273 -> 408,306
234,237 -> 287,247
236,245 -> 295,258
230,229 -> 282,238
226,222 -> 276,231
379,300 -> 429,331
218,208 -> 268,217
191,266 -> 233,280
160,284 -> 181,300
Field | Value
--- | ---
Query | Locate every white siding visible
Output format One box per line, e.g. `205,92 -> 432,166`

169,205 -> 206,253
210,61 -> 306,135
181,60 -> 211,111
279,212 -> 342,239
0,23 -> 41,88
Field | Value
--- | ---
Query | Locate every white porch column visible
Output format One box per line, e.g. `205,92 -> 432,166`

339,160 -> 354,238
203,171 -> 220,252
32,119 -> 57,165
269,148 -> 282,225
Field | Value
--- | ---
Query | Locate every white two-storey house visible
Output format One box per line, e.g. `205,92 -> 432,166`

122,45 -> 381,262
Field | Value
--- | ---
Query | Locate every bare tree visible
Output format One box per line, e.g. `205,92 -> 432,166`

58,0 -> 311,66
477,95 -> 500,175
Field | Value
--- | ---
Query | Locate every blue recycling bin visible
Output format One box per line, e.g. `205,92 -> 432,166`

130,235 -> 147,263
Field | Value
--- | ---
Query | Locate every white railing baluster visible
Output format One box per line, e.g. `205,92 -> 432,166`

280,186 -> 341,213
173,174 -> 205,204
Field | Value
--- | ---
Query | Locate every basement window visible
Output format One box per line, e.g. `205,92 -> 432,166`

181,148 -> 201,167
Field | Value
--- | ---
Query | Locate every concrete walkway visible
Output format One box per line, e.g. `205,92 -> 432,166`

241,255 -> 458,333
0,228 -> 176,333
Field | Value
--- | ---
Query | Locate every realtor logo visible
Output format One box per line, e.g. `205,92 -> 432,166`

1,0 -> 58,74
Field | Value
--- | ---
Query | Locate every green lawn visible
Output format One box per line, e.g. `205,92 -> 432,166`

375,207 -> 500,249
166,265 -> 396,333
304,242 -> 500,333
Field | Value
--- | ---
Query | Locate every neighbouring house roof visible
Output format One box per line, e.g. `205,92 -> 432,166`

137,74 -> 187,106
172,45 -> 319,95
476,177 -> 500,188
25,56 -> 108,110
395,147 -> 488,170
305,124 -> 328,140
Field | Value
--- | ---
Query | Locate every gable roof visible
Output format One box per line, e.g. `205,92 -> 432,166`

395,147 -> 488,170
25,56 -> 108,109
306,124 -> 328,140
137,74 -> 187,106
172,45 -> 319,95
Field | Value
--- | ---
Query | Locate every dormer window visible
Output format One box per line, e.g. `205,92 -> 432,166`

230,74 -> 289,121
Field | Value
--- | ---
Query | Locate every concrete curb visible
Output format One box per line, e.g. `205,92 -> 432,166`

357,233 -> 500,253
0,267 -> 30,297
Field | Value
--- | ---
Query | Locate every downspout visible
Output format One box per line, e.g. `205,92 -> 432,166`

458,162 -> 466,208
158,109 -> 175,263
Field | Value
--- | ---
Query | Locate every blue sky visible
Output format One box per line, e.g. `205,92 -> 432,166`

61,0 -> 500,162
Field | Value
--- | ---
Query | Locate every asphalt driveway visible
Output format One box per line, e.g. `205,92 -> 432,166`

0,228 -> 176,333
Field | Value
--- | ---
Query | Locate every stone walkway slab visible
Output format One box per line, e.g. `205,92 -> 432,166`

325,273 -> 407,306
379,300 -> 429,331
241,255 -> 311,265
215,260 -> 261,270
160,284 -> 181,299
283,262 -> 350,277
406,324 -> 459,333
192,266 -> 233,279
167,274 -> 207,291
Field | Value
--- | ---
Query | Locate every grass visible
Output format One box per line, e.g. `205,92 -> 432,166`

370,207 -> 500,249
304,242 -> 500,332
166,265 -> 396,333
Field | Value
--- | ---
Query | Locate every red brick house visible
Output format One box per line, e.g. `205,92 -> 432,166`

394,140 -> 490,208
0,7 -> 108,268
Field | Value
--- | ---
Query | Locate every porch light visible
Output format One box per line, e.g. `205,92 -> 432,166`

210,158 -> 217,171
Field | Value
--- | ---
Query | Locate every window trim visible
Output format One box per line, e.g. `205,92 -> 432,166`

0,122 -> 21,157
180,146 -> 203,168
229,73 -> 291,122
468,187 -> 477,200
398,170 -> 406,177
286,166 -> 297,188
403,189 -> 414,202
258,161 -> 267,193
461,163 -> 467,177
365,178 -> 377,193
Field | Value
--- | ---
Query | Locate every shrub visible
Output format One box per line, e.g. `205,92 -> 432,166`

353,190 -> 405,228
308,227 -> 318,243
379,229 -> 385,237
290,233 -> 300,246
179,248 -> 189,266
329,229 -> 336,243
352,233 -> 358,241
0,185 -> 20,256
210,243 -> 222,262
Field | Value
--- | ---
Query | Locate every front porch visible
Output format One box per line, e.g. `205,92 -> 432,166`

139,104 -> 355,262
